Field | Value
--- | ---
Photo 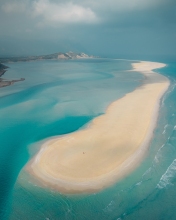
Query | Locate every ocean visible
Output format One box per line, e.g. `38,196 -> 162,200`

0,58 -> 176,220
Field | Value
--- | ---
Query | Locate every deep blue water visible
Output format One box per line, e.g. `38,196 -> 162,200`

0,59 -> 176,220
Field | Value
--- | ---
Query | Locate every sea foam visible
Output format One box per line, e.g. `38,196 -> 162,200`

157,159 -> 176,189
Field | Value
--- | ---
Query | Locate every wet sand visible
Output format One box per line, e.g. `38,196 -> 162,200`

27,61 -> 170,194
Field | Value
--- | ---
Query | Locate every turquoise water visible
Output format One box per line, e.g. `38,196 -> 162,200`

0,59 -> 176,219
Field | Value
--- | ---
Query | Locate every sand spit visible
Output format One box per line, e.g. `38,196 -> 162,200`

27,61 -> 170,194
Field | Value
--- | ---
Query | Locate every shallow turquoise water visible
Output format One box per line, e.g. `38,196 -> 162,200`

0,59 -> 176,219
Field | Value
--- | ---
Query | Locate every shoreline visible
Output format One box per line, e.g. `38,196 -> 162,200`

0,63 -> 25,88
26,61 -> 170,194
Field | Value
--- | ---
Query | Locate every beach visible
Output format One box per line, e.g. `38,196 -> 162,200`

27,61 -> 170,194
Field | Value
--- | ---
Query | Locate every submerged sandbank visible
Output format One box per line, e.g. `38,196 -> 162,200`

27,61 -> 170,194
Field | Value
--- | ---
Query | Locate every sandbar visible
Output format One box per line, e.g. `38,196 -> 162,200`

27,61 -> 170,194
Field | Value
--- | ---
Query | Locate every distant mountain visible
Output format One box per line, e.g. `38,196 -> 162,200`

0,52 -> 99,63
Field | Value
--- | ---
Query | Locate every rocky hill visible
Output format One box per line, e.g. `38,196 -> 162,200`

0,52 -> 98,63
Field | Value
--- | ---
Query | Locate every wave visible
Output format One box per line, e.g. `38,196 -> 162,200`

161,78 -> 176,106
153,144 -> 165,164
162,124 -> 168,134
157,159 -> 176,189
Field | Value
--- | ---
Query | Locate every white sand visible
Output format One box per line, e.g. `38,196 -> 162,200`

27,61 -> 170,194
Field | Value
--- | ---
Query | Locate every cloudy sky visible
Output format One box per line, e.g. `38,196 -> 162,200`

0,0 -> 176,60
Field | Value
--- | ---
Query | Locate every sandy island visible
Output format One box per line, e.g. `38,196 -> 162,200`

27,61 -> 170,194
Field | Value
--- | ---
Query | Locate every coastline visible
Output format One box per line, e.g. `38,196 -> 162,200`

0,63 -> 25,88
26,61 -> 170,194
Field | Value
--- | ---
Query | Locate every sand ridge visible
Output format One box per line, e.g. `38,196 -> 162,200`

27,61 -> 170,194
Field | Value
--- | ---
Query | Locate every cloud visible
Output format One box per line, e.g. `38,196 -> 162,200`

1,0 -> 98,26
0,0 -> 175,58
1,1 -> 27,13
56,0 -> 163,12
1,0 -> 168,26
32,0 -> 98,25
31,0 -> 163,23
